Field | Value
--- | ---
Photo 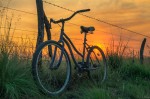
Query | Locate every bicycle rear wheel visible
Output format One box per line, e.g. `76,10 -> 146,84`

86,46 -> 107,83
32,40 -> 71,96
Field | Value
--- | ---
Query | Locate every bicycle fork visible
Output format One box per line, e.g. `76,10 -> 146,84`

49,45 -> 64,70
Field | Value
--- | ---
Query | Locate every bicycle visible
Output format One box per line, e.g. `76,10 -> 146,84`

32,9 -> 107,96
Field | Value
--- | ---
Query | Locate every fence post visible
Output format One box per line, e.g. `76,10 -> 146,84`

35,0 -> 44,49
132,49 -> 134,63
44,14 -> 52,57
140,38 -> 147,64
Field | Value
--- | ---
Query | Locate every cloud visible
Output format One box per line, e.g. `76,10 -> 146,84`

121,2 -> 137,9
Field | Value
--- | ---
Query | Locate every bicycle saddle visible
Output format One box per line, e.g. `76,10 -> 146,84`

80,26 -> 95,34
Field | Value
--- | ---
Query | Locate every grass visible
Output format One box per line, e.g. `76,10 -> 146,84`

0,10 -> 41,98
119,62 -> 150,80
0,50 -> 42,99
77,87 -> 110,99
119,82 -> 146,98
0,38 -> 150,99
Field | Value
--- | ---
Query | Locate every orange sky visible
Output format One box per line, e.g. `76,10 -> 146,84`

0,0 -> 150,55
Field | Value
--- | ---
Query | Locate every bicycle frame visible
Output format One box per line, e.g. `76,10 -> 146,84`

51,21 -> 90,69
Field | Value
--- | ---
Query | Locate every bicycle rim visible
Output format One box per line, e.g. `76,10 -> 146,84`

32,41 -> 71,95
87,46 -> 107,83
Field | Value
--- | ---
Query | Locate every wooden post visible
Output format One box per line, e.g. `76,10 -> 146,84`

140,38 -> 147,64
44,14 -> 51,41
35,0 -> 52,57
44,13 -> 52,57
132,49 -> 134,63
36,0 -> 44,49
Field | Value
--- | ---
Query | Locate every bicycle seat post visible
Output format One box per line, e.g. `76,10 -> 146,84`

82,32 -> 87,64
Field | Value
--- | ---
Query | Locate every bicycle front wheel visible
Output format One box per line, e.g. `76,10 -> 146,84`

86,46 -> 107,83
32,40 -> 71,96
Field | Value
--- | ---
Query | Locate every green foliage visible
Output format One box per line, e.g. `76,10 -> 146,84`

62,89 -> 110,99
106,36 -> 128,70
0,51 -> 40,99
119,63 -> 150,80
119,83 -> 146,99
0,33 -> 40,99
76,87 -> 110,99
108,53 -> 123,69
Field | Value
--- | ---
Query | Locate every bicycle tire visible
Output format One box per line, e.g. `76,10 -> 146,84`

86,46 -> 107,83
32,40 -> 71,96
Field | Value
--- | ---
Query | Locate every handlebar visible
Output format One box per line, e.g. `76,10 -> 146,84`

50,9 -> 90,24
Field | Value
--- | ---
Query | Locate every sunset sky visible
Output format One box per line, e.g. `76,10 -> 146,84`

0,0 -> 150,55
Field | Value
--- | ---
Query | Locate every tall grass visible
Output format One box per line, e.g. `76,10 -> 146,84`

117,61 -> 150,98
119,62 -> 150,80
0,51 -> 40,99
0,31 -> 42,99
0,4 -> 41,98
104,38 -> 150,98
106,37 -> 128,69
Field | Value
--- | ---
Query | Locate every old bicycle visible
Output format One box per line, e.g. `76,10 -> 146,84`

32,9 -> 107,95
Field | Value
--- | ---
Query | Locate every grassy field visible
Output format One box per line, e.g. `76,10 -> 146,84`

0,30 -> 150,99
0,40 -> 150,99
